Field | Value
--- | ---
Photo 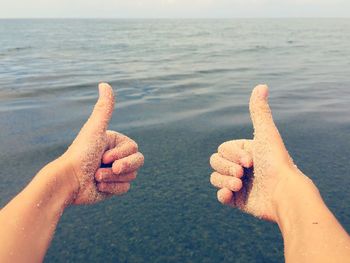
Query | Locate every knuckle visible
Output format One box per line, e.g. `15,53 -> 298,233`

209,153 -> 217,165
218,143 -> 227,153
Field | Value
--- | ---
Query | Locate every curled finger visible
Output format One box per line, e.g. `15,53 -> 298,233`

97,182 -> 130,195
210,153 -> 244,178
95,168 -> 137,183
217,188 -> 235,206
218,139 -> 253,168
102,140 -> 138,164
210,172 -> 243,192
112,152 -> 144,175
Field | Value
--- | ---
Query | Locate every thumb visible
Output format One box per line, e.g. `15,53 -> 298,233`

83,83 -> 115,134
249,84 -> 283,145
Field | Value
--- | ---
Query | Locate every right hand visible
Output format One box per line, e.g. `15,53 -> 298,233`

210,85 -> 310,221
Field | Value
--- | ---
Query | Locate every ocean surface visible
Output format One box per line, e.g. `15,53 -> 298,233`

0,19 -> 350,262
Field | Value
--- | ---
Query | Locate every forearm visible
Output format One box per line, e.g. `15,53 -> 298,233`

0,158 -> 75,263
275,172 -> 350,263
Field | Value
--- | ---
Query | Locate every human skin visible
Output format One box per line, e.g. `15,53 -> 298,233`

210,85 -> 350,263
0,83 -> 144,263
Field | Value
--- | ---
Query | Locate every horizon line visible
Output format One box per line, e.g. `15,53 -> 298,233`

1,16 -> 349,19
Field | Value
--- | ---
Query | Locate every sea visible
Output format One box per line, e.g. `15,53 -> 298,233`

0,19 -> 350,262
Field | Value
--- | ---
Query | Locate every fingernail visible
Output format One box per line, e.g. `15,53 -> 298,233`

99,83 -> 108,97
240,157 -> 248,167
240,156 -> 251,167
229,180 -> 239,192
255,84 -> 268,99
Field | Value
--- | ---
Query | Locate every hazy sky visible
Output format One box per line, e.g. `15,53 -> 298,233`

1,0 -> 349,18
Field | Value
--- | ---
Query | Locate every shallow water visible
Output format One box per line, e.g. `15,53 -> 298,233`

0,19 -> 350,262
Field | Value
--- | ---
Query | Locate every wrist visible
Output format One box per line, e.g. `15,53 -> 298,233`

36,157 -> 79,209
273,169 -> 322,235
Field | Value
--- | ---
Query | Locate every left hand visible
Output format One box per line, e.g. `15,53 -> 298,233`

61,83 -> 144,205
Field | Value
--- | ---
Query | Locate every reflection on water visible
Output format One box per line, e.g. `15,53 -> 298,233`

0,19 -> 350,262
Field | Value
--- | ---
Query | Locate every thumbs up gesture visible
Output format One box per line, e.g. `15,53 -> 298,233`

210,85 -> 308,221
61,83 -> 144,205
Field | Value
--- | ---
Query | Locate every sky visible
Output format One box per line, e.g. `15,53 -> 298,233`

1,0 -> 349,18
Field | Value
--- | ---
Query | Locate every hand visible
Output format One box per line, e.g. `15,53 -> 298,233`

210,85 -> 309,221
60,83 -> 144,205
